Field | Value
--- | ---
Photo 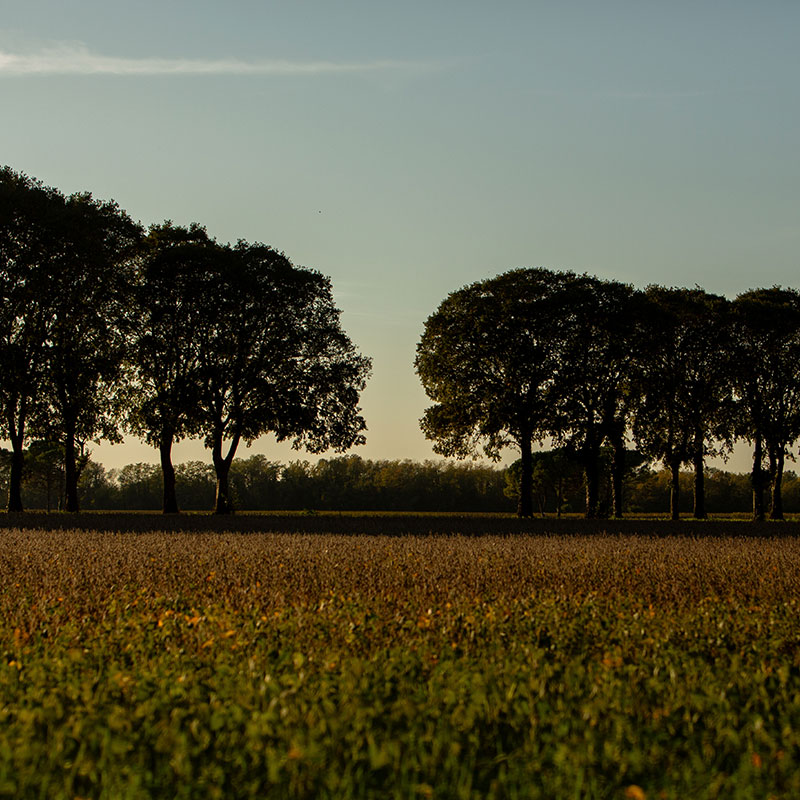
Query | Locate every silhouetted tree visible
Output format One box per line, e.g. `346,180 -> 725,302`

504,449 -> 584,517
36,189 -> 141,511
731,288 -> 800,520
632,287 -> 734,519
24,440 -> 64,511
549,275 -> 641,517
196,242 -> 371,513
127,222 -> 222,513
114,463 -> 163,510
229,455 -> 282,509
77,460 -> 116,510
0,169 -> 65,511
416,268 -> 581,517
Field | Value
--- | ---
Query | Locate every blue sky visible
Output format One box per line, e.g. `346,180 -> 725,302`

2,1 -> 798,471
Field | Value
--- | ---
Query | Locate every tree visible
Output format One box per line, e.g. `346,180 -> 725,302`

548,275 -> 641,517
114,463 -> 163,510
77,459 -> 117,510
0,168 -> 64,511
196,241 -> 371,513
504,449 -> 584,517
632,287 -> 734,519
416,268 -> 579,517
24,440 -> 65,512
36,189 -> 141,511
731,288 -> 800,520
229,455 -> 282,510
127,222 -> 222,513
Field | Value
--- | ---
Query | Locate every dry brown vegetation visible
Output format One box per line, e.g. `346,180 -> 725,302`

3,526 -> 800,616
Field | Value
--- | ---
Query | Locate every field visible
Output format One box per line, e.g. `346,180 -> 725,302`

2,517 -> 800,799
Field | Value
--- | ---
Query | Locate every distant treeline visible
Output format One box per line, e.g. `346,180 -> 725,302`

2,449 -> 796,515
1,452 -> 509,513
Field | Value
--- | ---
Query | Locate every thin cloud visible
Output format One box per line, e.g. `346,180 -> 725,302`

0,43 -> 426,77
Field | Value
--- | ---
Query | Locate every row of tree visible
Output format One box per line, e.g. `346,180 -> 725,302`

0,167 -> 371,513
416,268 -> 800,520
4,446 -> 795,515
0,450 -> 509,512
506,449 -> 800,516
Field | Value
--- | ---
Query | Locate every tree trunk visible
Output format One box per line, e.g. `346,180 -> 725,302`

692,439 -> 706,520
212,430 -> 241,514
669,460 -> 680,521
64,425 -> 80,512
771,446 -> 785,521
214,463 -> 233,514
584,451 -> 600,519
556,477 -> 563,519
517,437 -> 533,518
751,432 -> 766,522
537,488 -> 546,518
160,432 -> 180,514
7,432 -> 24,513
610,433 -> 625,518
7,449 -> 24,513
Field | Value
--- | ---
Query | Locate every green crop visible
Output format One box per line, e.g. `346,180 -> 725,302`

2,528 -> 800,798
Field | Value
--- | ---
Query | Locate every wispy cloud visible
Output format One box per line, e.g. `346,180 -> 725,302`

0,43 -> 424,77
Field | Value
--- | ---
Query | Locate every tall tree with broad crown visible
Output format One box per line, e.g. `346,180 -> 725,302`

196,241 -> 371,514
39,190 -> 141,511
127,222 -> 222,513
415,268 -> 574,518
0,168 -> 59,511
731,287 -> 800,520
632,286 -> 734,520
0,167 -> 141,512
548,274 -> 641,518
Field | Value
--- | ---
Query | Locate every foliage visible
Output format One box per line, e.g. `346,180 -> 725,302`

731,287 -> 800,520
35,189 -> 141,512
631,287 -> 735,519
0,167 -> 142,513
1,167 -> 370,517
71,456 -> 512,513
416,268 -> 580,517
127,222 -> 224,512
195,241 -> 371,514
0,170 -> 75,511
547,274 -> 641,517
3,529 -> 800,798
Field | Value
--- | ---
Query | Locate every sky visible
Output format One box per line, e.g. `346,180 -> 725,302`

2,1 -> 799,474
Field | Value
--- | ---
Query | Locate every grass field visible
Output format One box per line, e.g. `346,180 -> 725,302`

2,519 -> 800,798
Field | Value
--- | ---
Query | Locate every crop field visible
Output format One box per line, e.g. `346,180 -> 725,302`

2,521 -> 800,799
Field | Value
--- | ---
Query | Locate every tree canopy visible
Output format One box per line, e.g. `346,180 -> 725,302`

127,222 -> 224,512
417,268 -> 645,518
416,268 -> 574,517
419,270 -> 800,519
193,241 -> 371,513
0,167 -> 141,512
1,166 -> 370,514
731,287 -> 800,520
7,163 -> 800,519
631,287 -> 735,520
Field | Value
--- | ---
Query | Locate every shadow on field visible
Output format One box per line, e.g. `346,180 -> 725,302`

0,512 -> 798,537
